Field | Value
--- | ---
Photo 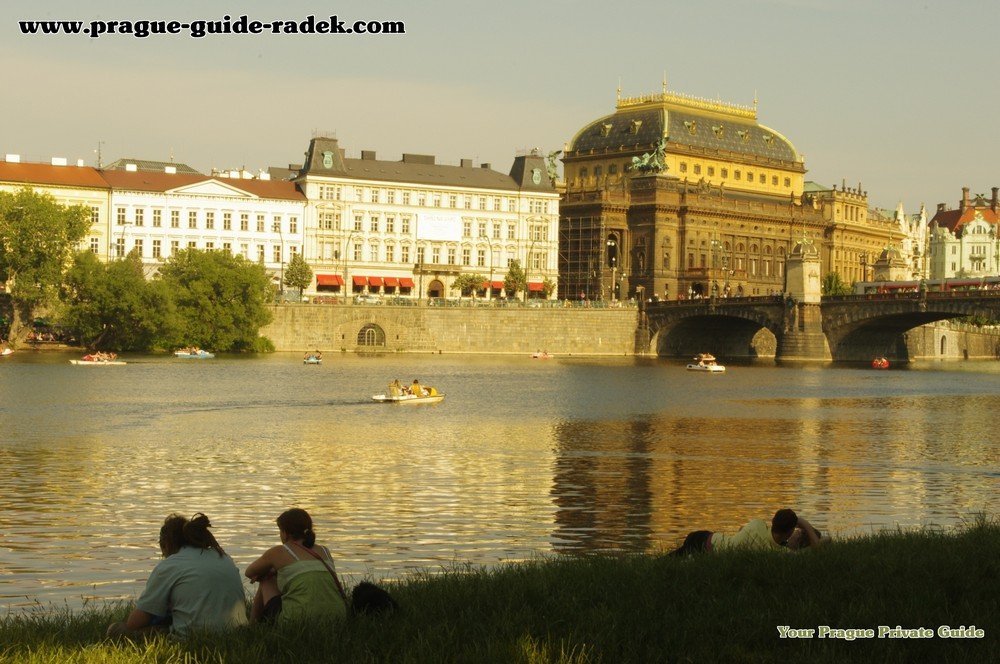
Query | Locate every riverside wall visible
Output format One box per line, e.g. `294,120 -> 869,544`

262,304 -> 641,355
903,321 -> 1000,360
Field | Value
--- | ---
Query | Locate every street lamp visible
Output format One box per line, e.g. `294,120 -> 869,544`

273,221 -> 285,299
342,229 -> 360,304
607,238 -> 618,301
523,237 -> 538,303
859,251 -> 870,282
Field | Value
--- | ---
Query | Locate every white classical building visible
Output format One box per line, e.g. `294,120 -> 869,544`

99,167 -> 305,280
927,187 -> 999,280
293,137 -> 560,299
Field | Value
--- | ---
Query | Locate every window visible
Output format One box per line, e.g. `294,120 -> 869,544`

256,214 -> 265,232
493,197 -> 502,211
430,247 -> 439,264
463,221 -> 471,238
370,215 -> 379,233
223,242 -> 231,254
135,238 -> 146,256
507,224 -> 515,240
171,240 -> 179,255
240,213 -> 248,231
477,249 -> 485,267
493,222 -> 501,240
273,216 -> 281,232
433,195 -> 441,207
223,212 -> 232,230
401,245 -> 410,263
418,193 -> 426,206
152,239 -> 161,258
171,210 -> 180,228
189,211 -> 198,229
319,212 -> 337,230
385,189 -> 395,204
465,196 -> 472,210
90,206 -> 100,224
681,163 -> 689,174
257,245 -> 265,262
386,215 -> 394,233
784,177 -> 791,187
188,241 -> 197,249
479,196 -> 487,211
273,246 -> 281,263
747,172 -> 753,182
89,237 -> 99,253
721,168 -> 729,178
478,222 -> 486,238
401,217 -> 410,234
688,253 -> 694,268
507,198 -> 516,212
354,214 -> 363,232
735,170 -> 742,181
115,238 -> 125,257
772,175 -> 778,186
205,212 -> 214,230
353,243 -> 362,261
447,247 -> 456,264
135,209 -> 144,226
462,248 -> 471,265
759,173 -> 766,184
152,209 -> 161,227
402,191 -> 411,205
693,164 -> 701,175
117,207 -> 126,225
449,194 -> 457,208
608,164 -> 618,175
707,167 -> 715,177
386,244 -> 395,263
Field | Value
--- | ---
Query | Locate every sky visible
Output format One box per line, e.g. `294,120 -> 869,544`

2,0 -> 998,212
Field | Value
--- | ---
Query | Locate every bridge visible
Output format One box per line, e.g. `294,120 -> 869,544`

642,290 -> 1000,361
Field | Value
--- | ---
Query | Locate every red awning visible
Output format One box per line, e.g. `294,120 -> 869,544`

528,282 -> 544,292
352,276 -> 368,286
368,276 -> 384,287
383,277 -> 399,287
399,277 -> 415,288
491,280 -> 505,290
316,274 -> 343,286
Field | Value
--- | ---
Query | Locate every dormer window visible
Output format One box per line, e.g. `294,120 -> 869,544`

684,120 -> 697,135
600,123 -> 613,137
629,119 -> 643,135
712,125 -> 724,138
737,129 -> 750,143
762,134 -> 774,145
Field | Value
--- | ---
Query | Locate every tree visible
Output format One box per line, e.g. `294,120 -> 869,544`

822,272 -> 853,296
158,249 -> 274,352
504,260 -> 527,299
451,273 -> 486,298
0,188 -> 89,347
283,253 -> 313,294
62,251 -> 179,351
542,277 -> 556,299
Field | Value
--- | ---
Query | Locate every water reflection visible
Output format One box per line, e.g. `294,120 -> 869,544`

0,353 -> 998,609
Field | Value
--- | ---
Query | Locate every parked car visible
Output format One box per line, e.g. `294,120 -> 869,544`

354,294 -> 382,305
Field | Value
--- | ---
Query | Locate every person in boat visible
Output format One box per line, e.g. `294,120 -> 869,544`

411,379 -> 426,397
106,513 -> 247,638
245,508 -> 348,624
389,378 -> 403,397
668,509 -> 822,556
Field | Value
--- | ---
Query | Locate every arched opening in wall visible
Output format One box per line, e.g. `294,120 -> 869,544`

427,279 -> 444,298
357,324 -> 386,348
940,336 -> 947,356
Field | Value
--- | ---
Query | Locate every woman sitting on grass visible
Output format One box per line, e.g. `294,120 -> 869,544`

245,508 -> 349,623
106,513 -> 248,638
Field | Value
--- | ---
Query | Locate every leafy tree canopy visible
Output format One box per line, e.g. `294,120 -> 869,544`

283,253 -> 313,293
504,260 -> 527,297
157,249 -> 274,352
451,273 -> 486,297
0,188 -> 89,346
822,272 -> 853,296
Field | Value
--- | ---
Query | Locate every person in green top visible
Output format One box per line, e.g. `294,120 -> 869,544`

246,508 -> 349,623
669,509 -> 822,556
106,513 -> 248,638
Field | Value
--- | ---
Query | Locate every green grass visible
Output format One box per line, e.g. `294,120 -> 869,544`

2,518 -> 998,663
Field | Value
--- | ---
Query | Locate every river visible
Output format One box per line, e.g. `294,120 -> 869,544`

1,351 -> 998,611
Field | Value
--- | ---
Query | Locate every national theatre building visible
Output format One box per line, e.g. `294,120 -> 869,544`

559,86 -> 901,301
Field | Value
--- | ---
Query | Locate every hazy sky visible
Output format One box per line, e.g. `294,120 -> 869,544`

3,0 -> 998,211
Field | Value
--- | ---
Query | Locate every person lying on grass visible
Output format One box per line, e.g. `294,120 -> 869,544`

106,513 -> 248,638
668,508 -> 823,556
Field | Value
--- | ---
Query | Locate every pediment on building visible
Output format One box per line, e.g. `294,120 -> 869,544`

166,179 -> 258,198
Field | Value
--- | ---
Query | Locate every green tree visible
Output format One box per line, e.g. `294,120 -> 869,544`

542,277 -> 556,299
504,260 -> 527,299
451,273 -> 486,298
62,251 -> 178,351
158,249 -> 274,352
283,253 -> 313,294
822,272 -> 853,296
0,188 -> 89,347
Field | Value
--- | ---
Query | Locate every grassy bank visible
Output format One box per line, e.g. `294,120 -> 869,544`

2,519 -> 997,663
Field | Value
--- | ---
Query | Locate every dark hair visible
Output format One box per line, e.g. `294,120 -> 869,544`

158,512 -> 225,558
277,508 -> 316,548
771,509 -> 799,535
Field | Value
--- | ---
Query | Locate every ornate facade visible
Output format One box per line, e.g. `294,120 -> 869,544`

927,187 -> 1000,280
559,86 -> 902,300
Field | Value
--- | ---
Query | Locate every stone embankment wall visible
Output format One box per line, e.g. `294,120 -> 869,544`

904,321 -> 1000,360
262,304 -> 641,355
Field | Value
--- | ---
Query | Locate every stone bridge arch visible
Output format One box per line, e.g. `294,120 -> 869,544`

645,298 -> 786,358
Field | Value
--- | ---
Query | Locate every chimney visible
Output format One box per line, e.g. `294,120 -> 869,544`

992,187 -> 998,211
260,171 -> 271,181
961,186 -> 970,211
125,163 -> 138,172
76,159 -> 85,167
361,150 -> 376,160
937,203 -> 946,212
165,166 -> 177,174
4,154 -> 20,163
460,159 -> 472,168
51,157 -> 68,166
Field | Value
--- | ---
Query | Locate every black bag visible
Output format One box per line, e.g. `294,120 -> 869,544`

351,581 -> 399,616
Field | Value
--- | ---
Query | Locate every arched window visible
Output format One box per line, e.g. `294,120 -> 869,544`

357,323 -> 386,347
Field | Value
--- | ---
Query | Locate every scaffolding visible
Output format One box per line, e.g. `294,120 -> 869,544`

558,215 -> 606,301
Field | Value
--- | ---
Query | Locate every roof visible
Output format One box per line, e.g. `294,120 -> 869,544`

0,161 -> 109,189
98,170 -> 305,200
930,206 -> 998,235
104,158 -> 202,175
568,90 -> 799,164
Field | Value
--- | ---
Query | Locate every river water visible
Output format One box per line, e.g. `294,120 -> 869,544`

1,352 -> 998,611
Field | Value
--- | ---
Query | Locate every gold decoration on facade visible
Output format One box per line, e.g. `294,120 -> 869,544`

617,89 -> 757,120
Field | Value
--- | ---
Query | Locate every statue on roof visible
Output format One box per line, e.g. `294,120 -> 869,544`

545,150 -> 562,185
628,137 -> 668,174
